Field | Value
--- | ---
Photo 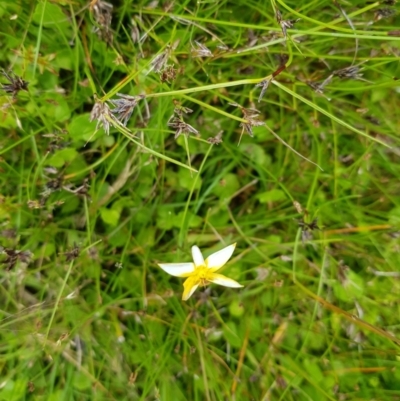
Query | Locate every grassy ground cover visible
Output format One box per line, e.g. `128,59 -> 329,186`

1,0 -> 400,400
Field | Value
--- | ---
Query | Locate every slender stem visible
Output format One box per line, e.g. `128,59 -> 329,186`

178,144 -> 214,248
44,260 -> 75,347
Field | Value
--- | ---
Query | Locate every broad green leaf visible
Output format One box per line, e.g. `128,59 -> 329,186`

178,169 -> 201,191
303,358 -> 324,384
100,207 -> 120,226
72,372 -> 92,391
256,189 -> 286,203
32,2 -> 68,28
212,173 -> 240,199
0,379 -> 27,401
229,300 -> 244,317
157,208 -> 176,230
137,226 -> 156,246
46,148 -> 78,167
40,94 -> 71,122
175,211 -> 202,228
241,143 -> 271,166
68,114 -> 98,142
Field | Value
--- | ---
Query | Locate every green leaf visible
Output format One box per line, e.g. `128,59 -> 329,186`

212,173 -> 240,199
68,114 -> 99,142
157,208 -> 177,230
108,228 -> 130,248
46,148 -> 78,168
40,242 -> 56,258
256,189 -> 286,203
72,372 -> 92,391
178,169 -> 201,191
48,391 -> 65,401
136,174 -> 154,199
40,94 -> 71,122
100,207 -> 120,226
175,211 -> 202,228
389,206 -> 400,226
208,207 -> 229,226
32,2 -> 67,27
60,195 -> 80,214
266,234 -> 282,243
0,379 -> 27,401
223,321 -> 241,348
164,170 -> 179,188
333,270 -> 364,301
371,88 -> 387,103
99,134 -> 115,148
136,226 -> 156,246
53,49 -> 73,70
229,300 -> 244,317
107,147 -> 128,176
304,358 -> 324,383
241,143 -> 271,166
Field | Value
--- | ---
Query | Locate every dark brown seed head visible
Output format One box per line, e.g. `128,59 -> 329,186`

1,70 -> 29,98
109,93 -> 145,126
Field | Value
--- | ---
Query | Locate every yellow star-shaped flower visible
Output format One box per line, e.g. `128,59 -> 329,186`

158,243 -> 243,301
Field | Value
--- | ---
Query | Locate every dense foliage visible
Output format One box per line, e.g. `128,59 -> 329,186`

1,0 -> 400,400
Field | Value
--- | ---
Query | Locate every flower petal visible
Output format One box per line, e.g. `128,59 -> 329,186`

209,273 -> 243,288
191,245 -> 205,267
205,243 -> 236,271
182,276 -> 200,300
158,263 -> 195,277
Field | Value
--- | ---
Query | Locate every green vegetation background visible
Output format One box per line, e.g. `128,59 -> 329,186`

1,0 -> 400,400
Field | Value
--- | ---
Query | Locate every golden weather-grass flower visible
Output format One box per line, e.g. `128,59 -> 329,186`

158,243 -> 243,301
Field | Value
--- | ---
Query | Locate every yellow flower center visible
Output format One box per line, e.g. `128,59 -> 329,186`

195,266 -> 212,286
